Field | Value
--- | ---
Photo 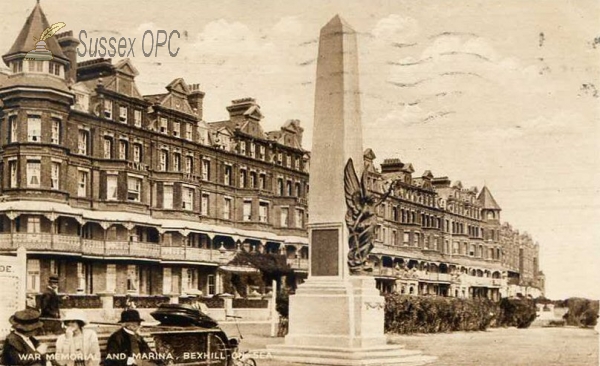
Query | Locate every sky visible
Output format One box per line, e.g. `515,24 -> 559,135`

2,0 -> 599,300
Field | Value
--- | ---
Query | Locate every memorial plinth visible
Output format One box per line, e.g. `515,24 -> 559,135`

267,15 -> 435,366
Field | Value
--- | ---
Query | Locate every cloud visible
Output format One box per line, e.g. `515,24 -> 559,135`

371,14 -> 419,42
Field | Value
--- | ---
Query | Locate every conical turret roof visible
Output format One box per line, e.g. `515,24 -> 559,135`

3,2 -> 67,64
478,186 -> 501,210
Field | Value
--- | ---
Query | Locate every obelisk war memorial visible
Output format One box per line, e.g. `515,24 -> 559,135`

268,15 -> 435,366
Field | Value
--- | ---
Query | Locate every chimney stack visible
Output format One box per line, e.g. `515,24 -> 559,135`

187,84 -> 205,120
57,31 -> 80,83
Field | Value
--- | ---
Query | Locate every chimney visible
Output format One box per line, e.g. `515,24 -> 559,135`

57,31 -> 80,83
187,84 -> 205,120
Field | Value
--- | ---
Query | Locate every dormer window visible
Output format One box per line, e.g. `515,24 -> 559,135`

104,100 -> 113,119
119,106 -> 128,123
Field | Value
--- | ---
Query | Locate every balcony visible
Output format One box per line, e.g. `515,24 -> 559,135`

161,246 -> 235,264
422,272 -> 452,283
286,258 -> 309,271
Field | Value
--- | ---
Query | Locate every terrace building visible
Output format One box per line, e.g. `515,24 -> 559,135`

0,3 -> 543,307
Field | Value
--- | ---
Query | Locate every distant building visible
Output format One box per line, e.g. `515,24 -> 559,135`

0,3 -> 542,303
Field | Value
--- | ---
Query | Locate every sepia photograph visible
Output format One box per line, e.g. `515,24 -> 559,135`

0,1 -> 598,365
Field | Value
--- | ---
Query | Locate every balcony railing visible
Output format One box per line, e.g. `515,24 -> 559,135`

286,258 -> 309,270
161,246 -> 235,264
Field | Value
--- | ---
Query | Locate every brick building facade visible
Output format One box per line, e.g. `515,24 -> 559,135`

0,3 -> 543,303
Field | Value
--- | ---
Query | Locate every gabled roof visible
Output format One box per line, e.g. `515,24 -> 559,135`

478,186 -> 502,210
4,2 -> 67,63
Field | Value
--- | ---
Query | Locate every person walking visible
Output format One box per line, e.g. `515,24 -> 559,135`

2,309 -> 48,366
55,309 -> 101,366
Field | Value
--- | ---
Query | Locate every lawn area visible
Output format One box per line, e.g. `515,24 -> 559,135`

219,322 -> 599,366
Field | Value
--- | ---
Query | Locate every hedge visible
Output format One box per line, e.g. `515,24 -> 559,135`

384,294 -> 537,334
561,298 -> 599,327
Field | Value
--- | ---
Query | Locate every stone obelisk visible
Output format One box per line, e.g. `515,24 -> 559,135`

268,15 -> 435,365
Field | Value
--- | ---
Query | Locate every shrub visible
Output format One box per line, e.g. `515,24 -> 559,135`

562,298 -> 599,327
384,294 -> 498,334
496,298 -> 537,328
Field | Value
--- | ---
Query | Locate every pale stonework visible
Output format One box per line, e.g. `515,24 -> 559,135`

267,15 -> 435,365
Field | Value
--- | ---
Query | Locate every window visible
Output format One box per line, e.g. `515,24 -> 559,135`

173,121 -> 180,137
104,99 -> 112,119
78,170 -> 88,197
12,61 -> 23,73
201,160 -> 210,181
207,274 -> 216,295
277,152 -> 283,165
134,110 -> 142,127
239,170 -> 246,188
126,265 -> 138,292
250,172 -> 257,189
259,202 -> 268,223
223,198 -> 232,219
26,160 -> 41,188
118,140 -> 128,160
295,208 -> 304,228
259,174 -> 266,190
29,60 -> 43,72
277,179 -> 284,195
392,230 -> 397,245
413,233 -> 420,247
27,217 -> 41,233
107,175 -> 118,201
27,115 -> 41,142
103,137 -> 113,159
185,156 -> 193,174
294,157 -> 300,170
51,118 -> 60,144
286,155 -> 291,167
27,259 -> 40,292
403,232 -> 410,245
240,141 -> 246,155
286,181 -> 292,196
295,183 -> 301,197
173,153 -> 181,172
281,207 -> 289,227
185,124 -> 193,141
259,145 -> 265,160
9,160 -> 17,188
9,115 -> 17,143
119,106 -> 128,123
127,176 -> 141,202
201,193 -> 209,216
78,130 -> 89,155
160,117 -> 167,133
182,187 -> 194,210
159,150 -> 168,171
224,165 -> 232,185
163,185 -> 173,209
49,62 -> 60,76
51,162 -> 60,190
133,144 -> 142,163
249,143 -> 255,158
243,201 -> 252,221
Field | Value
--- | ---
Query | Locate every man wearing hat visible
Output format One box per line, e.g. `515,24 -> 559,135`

2,309 -> 48,366
105,309 -> 162,366
40,275 -> 62,334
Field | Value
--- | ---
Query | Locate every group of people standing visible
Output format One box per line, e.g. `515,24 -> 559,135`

3,307 -> 158,366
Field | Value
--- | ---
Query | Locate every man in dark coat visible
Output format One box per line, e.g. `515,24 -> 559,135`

2,309 -> 48,366
105,309 -> 162,366
39,275 -> 62,334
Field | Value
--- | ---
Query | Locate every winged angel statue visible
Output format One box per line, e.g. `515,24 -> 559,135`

344,158 -> 397,274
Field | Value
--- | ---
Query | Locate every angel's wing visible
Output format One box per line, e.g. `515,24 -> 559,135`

344,158 -> 362,217
39,22 -> 66,41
